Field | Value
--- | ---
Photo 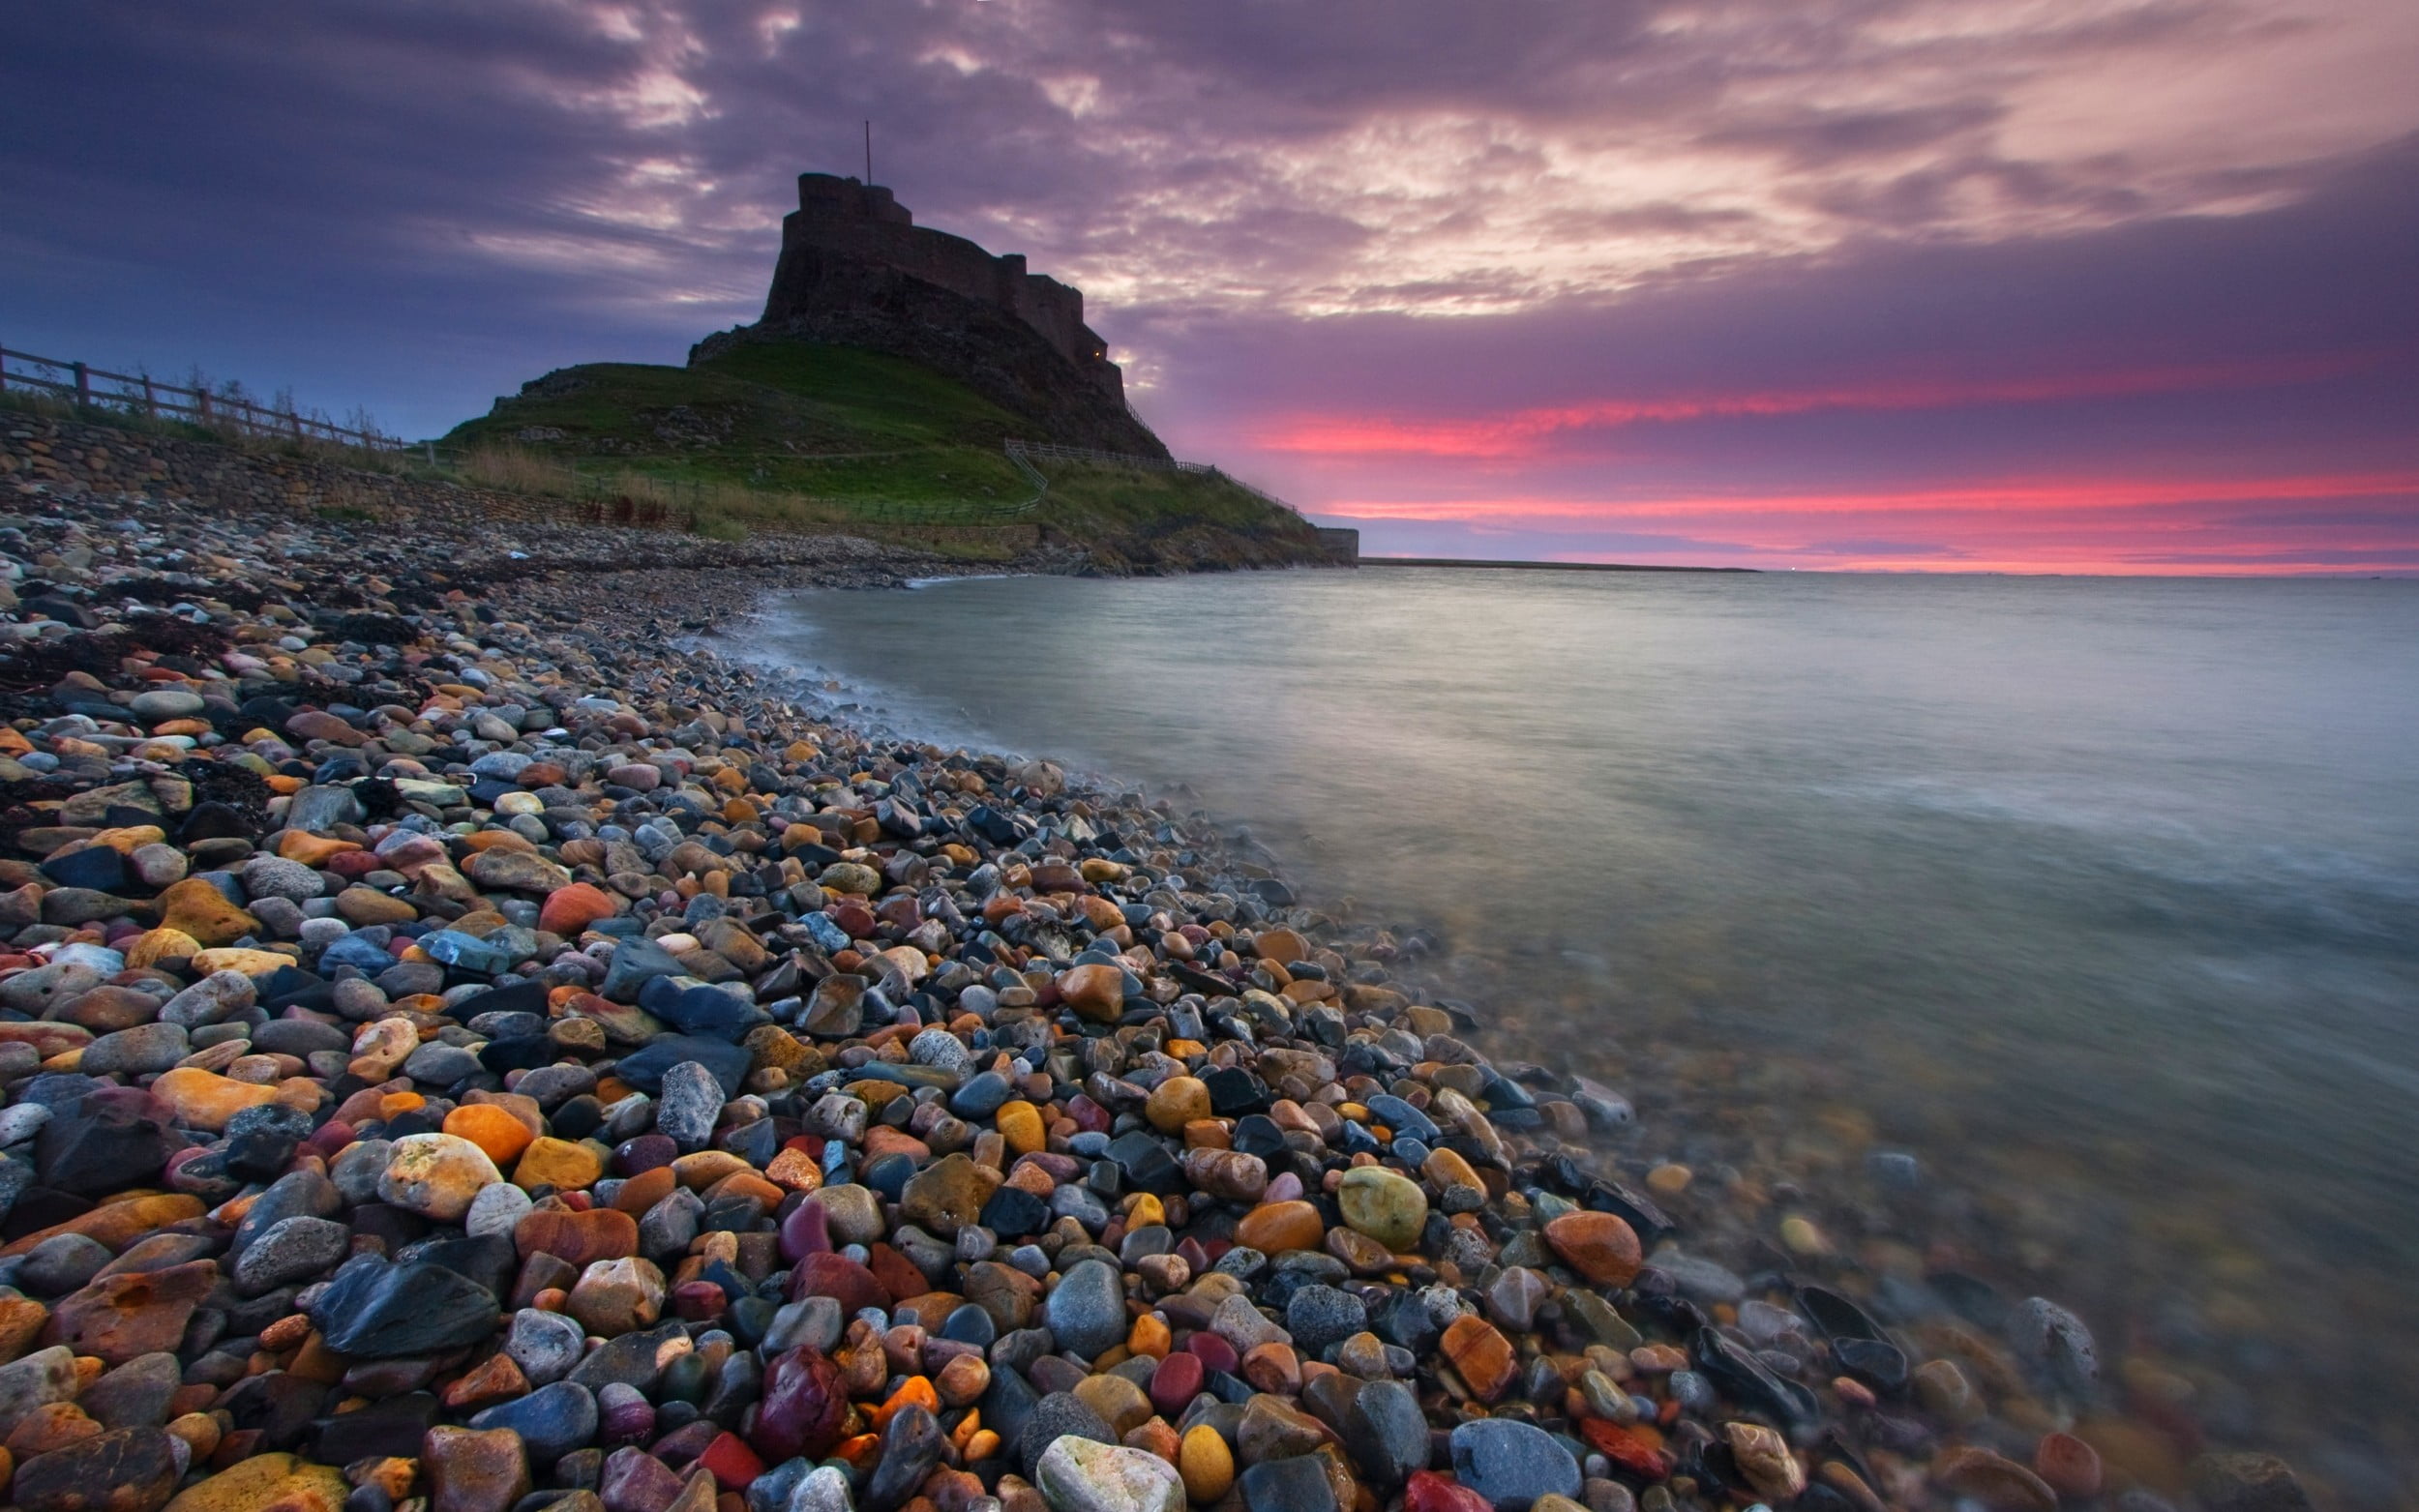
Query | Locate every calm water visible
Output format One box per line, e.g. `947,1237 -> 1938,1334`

744,568 -> 2419,1499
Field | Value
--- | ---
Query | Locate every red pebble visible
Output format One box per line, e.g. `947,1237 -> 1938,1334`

697,1431 -> 765,1490
867,1243 -> 931,1302
1580,1419 -> 1675,1482
750,1347 -> 850,1464
832,902 -> 877,938
1404,1470 -> 1493,1512
2036,1433 -> 2103,1499
787,1252 -> 892,1314
1149,1349 -> 1204,1415
1185,1332 -> 1238,1375
672,1281 -> 729,1322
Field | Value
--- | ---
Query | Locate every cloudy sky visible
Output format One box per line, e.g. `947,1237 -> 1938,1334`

5,0 -> 2414,571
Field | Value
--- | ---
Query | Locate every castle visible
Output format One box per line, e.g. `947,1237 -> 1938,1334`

692,174 -> 1166,458
780,175 -> 1119,393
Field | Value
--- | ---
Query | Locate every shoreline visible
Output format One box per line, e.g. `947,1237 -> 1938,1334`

0,475 -> 2314,1512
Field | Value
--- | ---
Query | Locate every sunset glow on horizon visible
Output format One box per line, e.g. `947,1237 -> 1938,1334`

1321,468 -> 2419,575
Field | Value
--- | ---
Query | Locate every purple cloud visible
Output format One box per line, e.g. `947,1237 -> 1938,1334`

0,0 -> 2411,568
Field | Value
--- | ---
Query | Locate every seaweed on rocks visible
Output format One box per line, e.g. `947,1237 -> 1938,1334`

0,613 -> 234,695
311,611 -> 422,646
97,575 -> 271,612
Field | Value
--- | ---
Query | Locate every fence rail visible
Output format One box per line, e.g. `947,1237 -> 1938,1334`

0,342 -> 409,454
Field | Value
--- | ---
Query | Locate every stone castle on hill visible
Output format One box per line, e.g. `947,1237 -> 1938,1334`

785,176 -> 1117,392
691,173 -> 1167,458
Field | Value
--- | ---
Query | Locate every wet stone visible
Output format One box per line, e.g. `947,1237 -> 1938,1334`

231,1216 -> 350,1294
470,1380 -> 598,1465
1450,1418 -> 1583,1511
309,1258 -> 502,1358
1239,1455 -> 1340,1512
1046,1258 -> 1129,1361
653,1061 -> 722,1152
1034,1435 -> 1186,1512
1286,1284 -> 1368,1354
1344,1377 -> 1428,1489
1016,1391 -> 1116,1479
10,1425 -> 182,1512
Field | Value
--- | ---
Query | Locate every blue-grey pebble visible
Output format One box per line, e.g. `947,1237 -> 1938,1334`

471,1379 -> 596,1462
1449,1417 -> 1582,1511
1043,1258 -> 1127,1360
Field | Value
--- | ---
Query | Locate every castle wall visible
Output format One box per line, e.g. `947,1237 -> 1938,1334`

778,175 -> 1115,375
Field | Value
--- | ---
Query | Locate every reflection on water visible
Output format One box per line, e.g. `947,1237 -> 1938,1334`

746,568 -> 2419,1502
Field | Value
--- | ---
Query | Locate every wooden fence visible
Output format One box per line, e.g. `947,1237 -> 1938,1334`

0,342 -> 414,454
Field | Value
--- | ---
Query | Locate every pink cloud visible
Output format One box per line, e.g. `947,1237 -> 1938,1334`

1256,351 -> 2388,459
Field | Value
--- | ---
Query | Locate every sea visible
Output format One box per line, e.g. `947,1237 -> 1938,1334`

738,566 -> 2419,1503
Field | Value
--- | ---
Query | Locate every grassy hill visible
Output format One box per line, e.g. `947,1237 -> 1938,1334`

440,341 -> 1329,571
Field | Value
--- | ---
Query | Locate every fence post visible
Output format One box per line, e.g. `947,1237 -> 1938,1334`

197,390 -> 213,426
288,409 -> 303,441
425,440 -> 436,466
74,363 -> 91,407
0,346 -> 8,394
142,377 -> 158,418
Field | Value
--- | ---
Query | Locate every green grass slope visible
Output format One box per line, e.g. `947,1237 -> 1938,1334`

440,341 -> 1329,570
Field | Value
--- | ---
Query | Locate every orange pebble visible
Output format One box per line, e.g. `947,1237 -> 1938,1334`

833,1434 -> 881,1469
442,1104 -> 534,1167
277,832 -> 360,865
948,1410 -> 985,1454
1127,1315 -> 1171,1359
870,1376 -> 940,1434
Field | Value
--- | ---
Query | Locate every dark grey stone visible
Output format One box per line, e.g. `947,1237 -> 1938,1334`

307,1257 -> 501,1358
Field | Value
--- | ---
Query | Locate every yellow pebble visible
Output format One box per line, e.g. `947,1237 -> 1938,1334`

1125,1194 -> 1166,1229
1779,1215 -> 1828,1256
1647,1163 -> 1693,1198
995,1100 -> 1046,1157
1179,1423 -> 1235,1504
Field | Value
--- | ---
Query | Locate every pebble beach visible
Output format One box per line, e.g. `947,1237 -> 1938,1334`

0,475 -> 2318,1512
